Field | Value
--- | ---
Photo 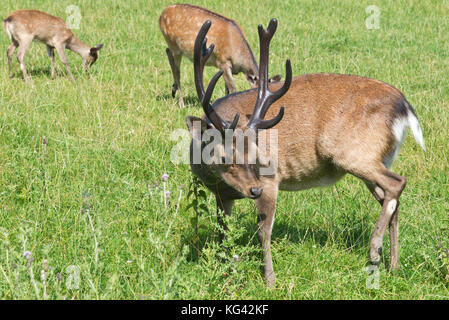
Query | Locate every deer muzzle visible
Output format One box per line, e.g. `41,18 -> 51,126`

249,187 -> 263,199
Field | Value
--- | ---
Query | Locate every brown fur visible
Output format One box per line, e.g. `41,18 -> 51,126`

159,4 -> 259,108
214,73 -> 403,189
4,10 -> 103,83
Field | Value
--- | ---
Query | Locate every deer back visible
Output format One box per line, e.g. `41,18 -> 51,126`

159,4 -> 258,73
5,10 -> 73,44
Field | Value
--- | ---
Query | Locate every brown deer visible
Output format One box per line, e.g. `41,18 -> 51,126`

186,19 -> 425,287
160,4 -> 280,108
3,10 -> 103,83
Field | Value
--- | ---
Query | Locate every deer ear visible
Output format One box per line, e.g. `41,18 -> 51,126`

90,44 -> 104,54
269,74 -> 282,82
186,116 -> 208,138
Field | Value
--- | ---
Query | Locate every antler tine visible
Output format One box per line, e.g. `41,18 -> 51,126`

202,71 -> 240,132
256,19 -> 277,95
194,20 -> 214,102
194,20 -> 240,133
247,19 -> 292,131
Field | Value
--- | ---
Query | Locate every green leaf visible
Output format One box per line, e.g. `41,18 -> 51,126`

199,204 -> 209,213
198,190 -> 207,200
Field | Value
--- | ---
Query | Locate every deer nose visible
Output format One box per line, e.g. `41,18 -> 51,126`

249,187 -> 263,199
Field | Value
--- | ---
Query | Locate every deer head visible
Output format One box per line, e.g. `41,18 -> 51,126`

83,43 -> 104,70
186,19 -> 292,200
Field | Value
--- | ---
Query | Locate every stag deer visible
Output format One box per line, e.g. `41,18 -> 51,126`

3,10 -> 103,83
186,19 -> 425,287
160,4 -> 280,108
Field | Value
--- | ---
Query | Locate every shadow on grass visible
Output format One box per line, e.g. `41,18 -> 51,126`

181,207 -> 374,265
273,219 -> 372,251
155,93 -> 200,107
9,68 -> 77,80
28,67 -> 53,77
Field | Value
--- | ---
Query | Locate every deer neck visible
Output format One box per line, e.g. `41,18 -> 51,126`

67,36 -> 91,59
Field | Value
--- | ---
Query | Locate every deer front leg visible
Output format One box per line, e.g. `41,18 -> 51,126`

216,196 -> 234,243
46,45 -> 56,79
55,44 -> 75,83
166,48 -> 184,108
256,185 -> 278,288
218,61 -> 236,95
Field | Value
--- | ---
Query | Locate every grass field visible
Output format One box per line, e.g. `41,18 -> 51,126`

0,0 -> 448,299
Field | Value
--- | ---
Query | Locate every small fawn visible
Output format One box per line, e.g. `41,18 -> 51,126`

160,4 -> 280,108
4,10 -> 103,83
186,19 -> 425,287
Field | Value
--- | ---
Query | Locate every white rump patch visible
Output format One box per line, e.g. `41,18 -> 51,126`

5,24 -> 13,41
386,199 -> 397,216
384,117 -> 407,168
384,110 -> 426,168
392,116 -> 408,144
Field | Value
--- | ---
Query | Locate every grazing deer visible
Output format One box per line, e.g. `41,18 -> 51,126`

186,19 -> 425,287
160,4 -> 280,108
3,10 -> 103,83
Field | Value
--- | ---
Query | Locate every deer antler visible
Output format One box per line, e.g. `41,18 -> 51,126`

247,19 -> 292,130
193,20 -> 239,134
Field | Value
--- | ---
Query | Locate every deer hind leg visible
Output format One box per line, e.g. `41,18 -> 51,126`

46,45 -> 56,79
385,171 -> 405,270
165,48 -> 184,108
54,44 -> 75,83
360,168 -> 406,269
256,185 -> 278,288
7,39 -> 19,78
364,181 -> 385,205
16,36 -> 32,83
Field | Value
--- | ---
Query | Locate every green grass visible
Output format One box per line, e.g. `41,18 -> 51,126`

0,0 -> 448,299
